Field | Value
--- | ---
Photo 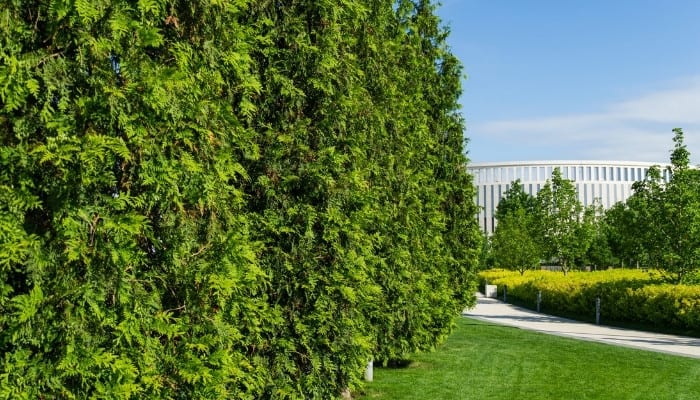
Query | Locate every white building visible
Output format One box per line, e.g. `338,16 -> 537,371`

467,160 -> 671,234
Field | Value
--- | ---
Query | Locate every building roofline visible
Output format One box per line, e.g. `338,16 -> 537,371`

467,160 -> 672,168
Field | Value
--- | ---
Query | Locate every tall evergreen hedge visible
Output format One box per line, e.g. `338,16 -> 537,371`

0,0 -> 480,398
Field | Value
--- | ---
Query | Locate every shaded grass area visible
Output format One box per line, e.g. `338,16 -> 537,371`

359,317 -> 700,400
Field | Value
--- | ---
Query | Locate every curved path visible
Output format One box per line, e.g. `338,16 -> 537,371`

463,293 -> 700,359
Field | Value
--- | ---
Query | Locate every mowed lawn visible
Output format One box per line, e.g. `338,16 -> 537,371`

359,317 -> 700,400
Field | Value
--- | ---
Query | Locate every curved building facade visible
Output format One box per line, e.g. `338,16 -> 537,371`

467,160 -> 671,234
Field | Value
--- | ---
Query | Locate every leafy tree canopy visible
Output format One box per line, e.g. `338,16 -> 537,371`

495,179 -> 537,221
492,208 -> 540,275
535,168 -> 595,274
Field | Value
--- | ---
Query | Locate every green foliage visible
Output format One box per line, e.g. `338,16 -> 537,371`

494,179 -> 536,221
477,232 -> 495,269
535,168 -> 595,274
493,170 -> 600,275
1,0 -> 480,398
652,129 -> 700,282
584,203 -> 618,268
585,225 -> 619,269
607,129 -> 700,282
480,269 -> 700,331
604,202 -> 643,267
492,208 -> 540,275
492,181 -> 540,275
2,1 -> 271,398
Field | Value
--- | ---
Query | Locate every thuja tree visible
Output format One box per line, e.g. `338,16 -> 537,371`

353,0 -> 481,362
1,0 -> 480,398
1,1 -> 273,398
243,0 -> 480,373
241,1 -> 382,396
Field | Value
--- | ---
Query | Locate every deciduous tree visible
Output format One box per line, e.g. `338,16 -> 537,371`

535,168 -> 594,274
606,129 -> 700,282
649,129 -> 700,282
492,208 -> 540,275
495,179 -> 537,222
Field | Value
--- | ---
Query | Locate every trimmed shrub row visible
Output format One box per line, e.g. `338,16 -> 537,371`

479,270 -> 700,332
0,1 -> 481,399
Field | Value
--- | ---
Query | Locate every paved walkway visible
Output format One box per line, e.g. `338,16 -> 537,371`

463,293 -> 700,359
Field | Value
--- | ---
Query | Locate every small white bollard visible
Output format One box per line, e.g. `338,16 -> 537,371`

364,360 -> 373,382
485,285 -> 498,298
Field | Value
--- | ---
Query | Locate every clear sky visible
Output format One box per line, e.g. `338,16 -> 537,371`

436,0 -> 700,164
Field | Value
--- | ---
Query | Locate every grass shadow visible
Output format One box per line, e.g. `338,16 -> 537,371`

374,359 -> 414,369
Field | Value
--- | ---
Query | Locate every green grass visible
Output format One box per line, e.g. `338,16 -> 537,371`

359,317 -> 700,400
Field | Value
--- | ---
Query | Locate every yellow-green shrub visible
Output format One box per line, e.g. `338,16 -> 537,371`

478,269 -> 700,331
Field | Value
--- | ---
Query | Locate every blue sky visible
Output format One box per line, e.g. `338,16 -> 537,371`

437,1 -> 700,163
